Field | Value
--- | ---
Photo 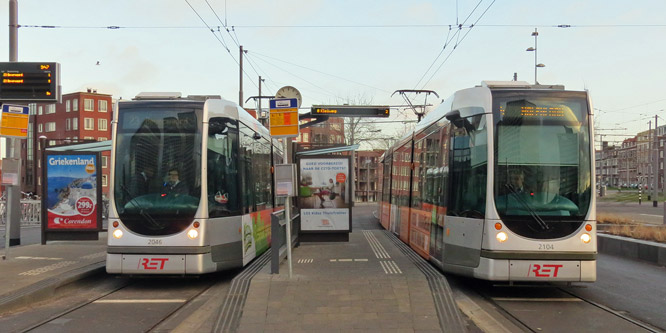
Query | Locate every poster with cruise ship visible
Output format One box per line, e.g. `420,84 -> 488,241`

44,153 -> 100,230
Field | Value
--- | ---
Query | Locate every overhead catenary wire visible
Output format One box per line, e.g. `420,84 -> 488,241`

183,0 -> 258,90
418,0 -> 497,90
250,51 -> 392,95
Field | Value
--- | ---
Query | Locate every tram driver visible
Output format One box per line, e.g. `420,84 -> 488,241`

162,168 -> 189,196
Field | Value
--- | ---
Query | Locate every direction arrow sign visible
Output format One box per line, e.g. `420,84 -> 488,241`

269,98 -> 299,138
0,104 -> 30,138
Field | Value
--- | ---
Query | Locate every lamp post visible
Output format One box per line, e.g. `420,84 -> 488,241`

526,28 -> 545,84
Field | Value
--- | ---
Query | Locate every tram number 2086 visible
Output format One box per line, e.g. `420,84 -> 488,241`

538,243 -> 554,250
148,239 -> 163,245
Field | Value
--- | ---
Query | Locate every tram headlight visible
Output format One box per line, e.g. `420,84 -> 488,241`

187,229 -> 199,239
581,233 -> 591,244
496,231 -> 508,243
113,229 -> 123,239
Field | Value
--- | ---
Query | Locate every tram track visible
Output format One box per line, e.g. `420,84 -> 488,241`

556,287 -> 662,333
458,279 -> 664,333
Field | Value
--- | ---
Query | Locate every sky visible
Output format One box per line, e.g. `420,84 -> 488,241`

2,0 -> 666,147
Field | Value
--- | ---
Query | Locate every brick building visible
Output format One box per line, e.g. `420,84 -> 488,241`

27,90 -> 113,196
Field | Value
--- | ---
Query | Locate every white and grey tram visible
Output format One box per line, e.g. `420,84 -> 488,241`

379,81 -> 596,282
107,93 -> 280,274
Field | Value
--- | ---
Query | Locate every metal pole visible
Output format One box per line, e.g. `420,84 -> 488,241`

534,28 -> 538,84
650,115 -> 659,207
282,138 -> 293,278
350,119 -> 356,204
258,76 -> 262,119
239,45 -> 244,107
4,0 -> 22,257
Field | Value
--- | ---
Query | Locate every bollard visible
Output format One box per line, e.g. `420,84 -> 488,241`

639,190 -> 642,205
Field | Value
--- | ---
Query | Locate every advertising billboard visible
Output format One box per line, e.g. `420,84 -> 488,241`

42,152 -> 101,242
298,157 -> 351,232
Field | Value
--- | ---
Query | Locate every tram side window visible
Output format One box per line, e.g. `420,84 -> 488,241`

239,124 -> 273,213
448,114 -> 487,217
382,155 -> 392,203
207,117 -> 240,217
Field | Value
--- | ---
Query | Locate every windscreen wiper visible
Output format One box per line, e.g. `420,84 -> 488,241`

120,184 -> 163,230
504,183 -> 549,230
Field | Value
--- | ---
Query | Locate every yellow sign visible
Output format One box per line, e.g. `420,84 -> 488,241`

0,105 -> 30,138
269,107 -> 299,137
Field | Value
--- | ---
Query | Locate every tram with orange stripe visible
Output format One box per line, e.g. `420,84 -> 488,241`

107,93 -> 281,275
379,81 -> 596,282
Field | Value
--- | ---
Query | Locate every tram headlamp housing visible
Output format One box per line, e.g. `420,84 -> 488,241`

496,231 -> 508,243
581,233 -> 591,244
187,229 -> 199,239
113,229 -> 123,239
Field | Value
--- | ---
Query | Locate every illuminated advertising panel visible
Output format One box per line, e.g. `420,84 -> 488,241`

42,152 -> 101,241
297,157 -> 351,232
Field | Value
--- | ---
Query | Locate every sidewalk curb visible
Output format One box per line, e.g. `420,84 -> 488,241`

598,234 -> 666,266
0,261 -> 105,314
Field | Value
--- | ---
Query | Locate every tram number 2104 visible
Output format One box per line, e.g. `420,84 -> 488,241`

538,243 -> 555,250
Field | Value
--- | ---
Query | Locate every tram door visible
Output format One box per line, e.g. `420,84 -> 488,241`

442,114 -> 487,267
427,126 -> 449,264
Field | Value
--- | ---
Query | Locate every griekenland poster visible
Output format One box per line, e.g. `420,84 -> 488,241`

45,154 -> 99,230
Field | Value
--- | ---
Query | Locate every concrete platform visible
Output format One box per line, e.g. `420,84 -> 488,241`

0,233 -> 107,314
236,228 -> 468,332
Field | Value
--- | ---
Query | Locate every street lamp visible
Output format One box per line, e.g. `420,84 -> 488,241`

526,28 -> 545,84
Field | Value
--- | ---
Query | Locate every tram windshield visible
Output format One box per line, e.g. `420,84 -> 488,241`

493,91 -> 591,239
113,102 -> 203,236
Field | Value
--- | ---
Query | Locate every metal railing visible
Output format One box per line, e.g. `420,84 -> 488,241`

0,199 -> 42,227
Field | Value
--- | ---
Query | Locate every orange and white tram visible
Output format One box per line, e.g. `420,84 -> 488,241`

379,81 -> 596,282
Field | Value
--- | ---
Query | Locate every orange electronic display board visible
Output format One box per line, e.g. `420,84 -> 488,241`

311,105 -> 390,117
0,62 -> 60,102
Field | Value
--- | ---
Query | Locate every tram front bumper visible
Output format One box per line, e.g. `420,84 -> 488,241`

475,257 -> 597,282
106,252 -> 217,275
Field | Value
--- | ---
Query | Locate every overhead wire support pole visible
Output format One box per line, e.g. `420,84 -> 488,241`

391,90 -> 439,122
239,45 -> 244,107
4,0 -> 21,259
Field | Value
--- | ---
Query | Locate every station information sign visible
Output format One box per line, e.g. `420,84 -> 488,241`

0,62 -> 60,102
311,105 -> 390,117
0,104 -> 29,138
269,98 -> 299,138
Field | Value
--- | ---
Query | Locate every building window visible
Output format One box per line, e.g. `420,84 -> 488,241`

73,118 -> 79,130
98,137 -> 107,141
84,98 -> 94,111
99,100 -> 108,112
45,122 -> 56,132
38,123 -> 43,132
66,100 -> 71,112
73,136 -> 78,141
98,118 -> 108,131
66,119 -> 71,131
102,155 -> 108,168
84,136 -> 94,140
46,104 -> 56,114
84,118 -> 94,130
38,106 -> 43,115
49,140 -> 56,146
102,175 -> 108,187
73,98 -> 79,111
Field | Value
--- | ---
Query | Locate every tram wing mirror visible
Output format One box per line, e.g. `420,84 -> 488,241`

445,110 -> 465,129
252,132 -> 261,140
